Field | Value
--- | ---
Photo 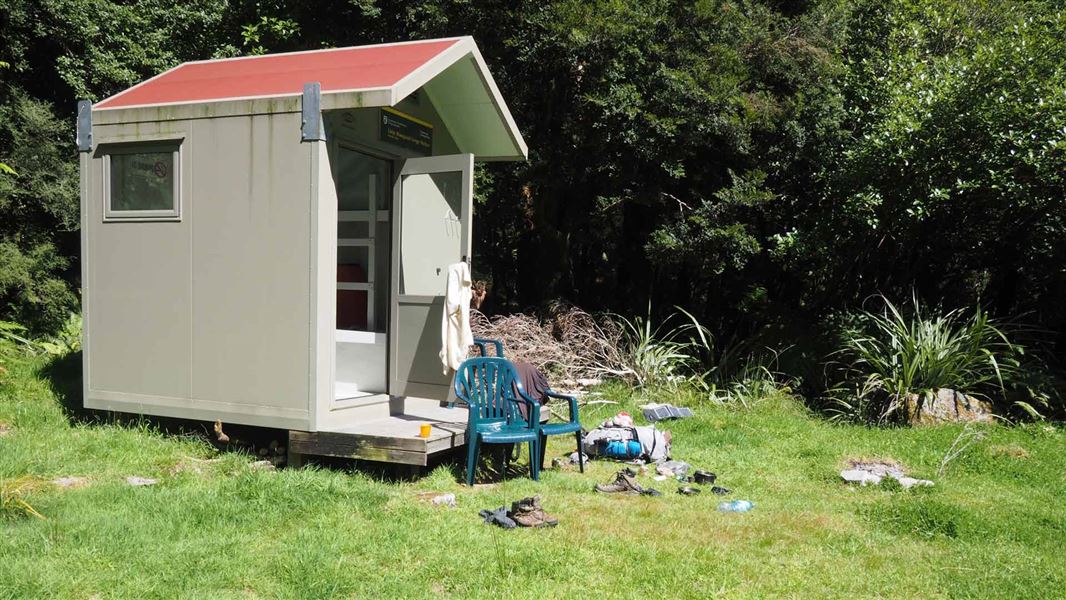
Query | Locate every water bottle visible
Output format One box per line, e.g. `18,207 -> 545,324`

717,500 -> 754,513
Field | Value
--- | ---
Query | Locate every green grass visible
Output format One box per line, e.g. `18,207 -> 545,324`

1,354 -> 1064,599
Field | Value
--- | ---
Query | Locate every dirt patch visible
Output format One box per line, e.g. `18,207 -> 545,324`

415,491 -> 457,507
0,422 -> 10,436
989,444 -> 1029,459
844,458 -> 905,478
169,456 -> 222,476
51,476 -> 90,490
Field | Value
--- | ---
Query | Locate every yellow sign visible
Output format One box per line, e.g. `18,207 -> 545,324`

380,107 -> 433,154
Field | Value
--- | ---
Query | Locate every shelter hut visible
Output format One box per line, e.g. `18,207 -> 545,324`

77,37 -> 527,466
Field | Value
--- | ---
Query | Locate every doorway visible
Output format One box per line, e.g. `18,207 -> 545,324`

333,145 -> 391,400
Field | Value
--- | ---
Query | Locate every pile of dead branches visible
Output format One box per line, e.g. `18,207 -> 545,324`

470,302 -> 633,383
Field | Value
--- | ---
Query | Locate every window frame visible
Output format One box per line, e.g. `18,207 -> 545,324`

102,140 -> 182,222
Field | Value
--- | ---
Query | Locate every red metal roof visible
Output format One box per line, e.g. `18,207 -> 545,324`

96,38 -> 461,110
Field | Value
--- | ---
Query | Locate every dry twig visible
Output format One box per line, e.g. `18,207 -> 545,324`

470,303 -> 631,383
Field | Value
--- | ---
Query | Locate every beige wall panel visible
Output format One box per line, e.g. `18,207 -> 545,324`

188,112 -> 311,412
84,114 -> 313,426
87,188 -> 191,398
311,139 -> 338,430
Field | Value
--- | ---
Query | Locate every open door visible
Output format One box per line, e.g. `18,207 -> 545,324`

389,153 -> 473,400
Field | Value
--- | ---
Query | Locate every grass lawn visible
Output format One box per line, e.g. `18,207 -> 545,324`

1,352 -> 1064,599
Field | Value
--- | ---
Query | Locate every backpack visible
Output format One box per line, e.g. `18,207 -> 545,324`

583,425 -> 670,462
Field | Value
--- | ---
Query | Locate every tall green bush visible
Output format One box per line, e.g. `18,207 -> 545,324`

826,296 -> 1050,422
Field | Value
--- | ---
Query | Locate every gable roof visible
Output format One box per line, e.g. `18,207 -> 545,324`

94,37 -> 527,160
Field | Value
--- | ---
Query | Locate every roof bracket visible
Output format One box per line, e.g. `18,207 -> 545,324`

76,100 -> 93,152
301,82 -> 324,142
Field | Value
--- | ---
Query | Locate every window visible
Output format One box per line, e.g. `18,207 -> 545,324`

103,142 -> 181,220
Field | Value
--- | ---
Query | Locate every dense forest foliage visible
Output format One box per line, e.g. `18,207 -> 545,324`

1,0 -> 1063,385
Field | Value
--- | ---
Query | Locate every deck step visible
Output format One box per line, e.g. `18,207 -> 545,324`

293,397 -> 469,466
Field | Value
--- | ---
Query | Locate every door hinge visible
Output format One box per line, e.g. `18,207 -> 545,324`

301,82 -> 324,142
76,100 -> 92,152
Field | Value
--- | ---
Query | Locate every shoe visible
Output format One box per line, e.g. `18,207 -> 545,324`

693,470 -> 717,485
641,487 -> 662,497
677,486 -> 701,496
510,495 -> 558,528
479,506 -> 517,529
595,471 -> 645,495
711,486 -> 731,495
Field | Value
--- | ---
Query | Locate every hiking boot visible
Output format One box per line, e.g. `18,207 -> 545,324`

677,485 -> 701,496
711,486 -> 732,495
510,495 -> 558,528
595,471 -> 645,495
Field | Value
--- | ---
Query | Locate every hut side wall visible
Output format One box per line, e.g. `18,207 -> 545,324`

83,110 -> 315,429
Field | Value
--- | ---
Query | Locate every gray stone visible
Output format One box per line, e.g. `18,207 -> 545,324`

841,469 -> 882,486
904,389 -> 995,426
656,460 -> 691,476
841,459 -> 935,489
897,476 -> 934,489
125,476 -> 158,486
430,493 -> 457,508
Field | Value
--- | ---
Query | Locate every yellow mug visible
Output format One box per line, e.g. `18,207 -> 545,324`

419,423 -> 432,438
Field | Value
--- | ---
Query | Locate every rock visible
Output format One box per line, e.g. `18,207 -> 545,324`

897,476 -> 934,489
430,493 -> 457,508
415,491 -> 458,507
846,459 -> 904,480
656,460 -> 691,477
904,389 -> 995,426
125,476 -> 158,486
249,460 -> 276,471
841,469 -> 882,486
842,458 -> 934,489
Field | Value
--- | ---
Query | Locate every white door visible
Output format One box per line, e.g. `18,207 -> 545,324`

389,153 -> 473,400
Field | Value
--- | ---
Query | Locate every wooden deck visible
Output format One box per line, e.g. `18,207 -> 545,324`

288,397 -> 469,466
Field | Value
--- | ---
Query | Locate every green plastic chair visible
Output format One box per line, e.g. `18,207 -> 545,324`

453,357 -> 540,486
471,338 -> 584,473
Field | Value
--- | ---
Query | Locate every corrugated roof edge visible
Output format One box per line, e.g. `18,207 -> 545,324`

94,37 -> 465,111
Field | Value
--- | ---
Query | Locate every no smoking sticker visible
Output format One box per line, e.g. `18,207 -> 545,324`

153,161 -> 168,178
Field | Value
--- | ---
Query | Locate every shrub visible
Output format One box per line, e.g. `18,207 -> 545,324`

613,309 -> 699,389
826,295 -> 1048,423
